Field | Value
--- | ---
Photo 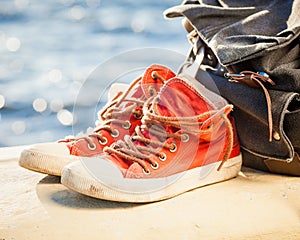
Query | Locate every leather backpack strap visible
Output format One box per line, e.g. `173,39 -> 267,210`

264,153 -> 300,176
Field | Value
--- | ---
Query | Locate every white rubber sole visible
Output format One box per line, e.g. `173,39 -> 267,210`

19,149 -> 78,176
61,154 -> 242,202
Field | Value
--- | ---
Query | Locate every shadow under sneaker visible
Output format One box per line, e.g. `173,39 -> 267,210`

61,75 -> 242,202
19,64 -> 175,176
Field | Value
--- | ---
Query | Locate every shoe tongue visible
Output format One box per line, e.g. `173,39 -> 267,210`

121,64 -> 176,102
156,78 -> 217,118
141,64 -> 175,98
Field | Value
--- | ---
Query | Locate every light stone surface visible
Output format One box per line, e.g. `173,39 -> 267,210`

1,146 -> 300,240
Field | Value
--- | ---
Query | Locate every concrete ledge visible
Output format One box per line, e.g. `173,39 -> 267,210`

1,146 -> 300,240
0,145 -> 27,162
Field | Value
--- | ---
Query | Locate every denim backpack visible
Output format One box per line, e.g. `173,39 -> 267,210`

165,0 -> 300,175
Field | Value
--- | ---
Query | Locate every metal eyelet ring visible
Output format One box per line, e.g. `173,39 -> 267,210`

99,137 -> 108,145
122,120 -> 131,130
148,86 -> 156,96
169,143 -> 177,153
150,161 -> 159,170
110,129 -> 120,138
87,143 -> 96,150
207,123 -> 214,129
181,133 -> 190,143
134,112 -> 142,120
158,152 -> 167,162
151,71 -> 157,80
143,168 -> 150,175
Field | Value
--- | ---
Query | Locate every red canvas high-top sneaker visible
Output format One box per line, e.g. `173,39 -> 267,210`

61,76 -> 242,202
19,65 -> 175,176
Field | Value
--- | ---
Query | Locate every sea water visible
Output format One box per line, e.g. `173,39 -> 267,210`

0,0 -> 189,147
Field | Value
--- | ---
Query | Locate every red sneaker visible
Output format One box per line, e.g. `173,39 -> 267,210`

19,65 -> 175,176
61,76 -> 242,202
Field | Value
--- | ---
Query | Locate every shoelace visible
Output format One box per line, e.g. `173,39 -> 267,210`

184,28 -> 276,142
104,95 -> 234,173
61,71 -> 166,149
225,71 -> 275,142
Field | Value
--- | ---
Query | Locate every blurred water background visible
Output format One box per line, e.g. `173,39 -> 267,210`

0,0 -> 189,147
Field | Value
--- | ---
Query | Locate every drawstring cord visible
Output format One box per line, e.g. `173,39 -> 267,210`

225,71 -> 275,142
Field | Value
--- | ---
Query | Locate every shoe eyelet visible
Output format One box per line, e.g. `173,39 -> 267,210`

158,152 -> 167,162
122,120 -> 131,130
143,168 -> 150,175
155,96 -> 161,103
87,143 -> 96,150
134,112 -> 142,120
207,123 -> 214,129
148,86 -> 156,96
110,129 -> 120,138
181,133 -> 190,143
150,161 -> 159,170
169,143 -> 177,153
151,71 -> 157,80
99,137 -> 108,145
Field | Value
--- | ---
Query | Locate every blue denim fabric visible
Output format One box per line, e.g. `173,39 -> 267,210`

165,0 -> 300,65
165,0 -> 300,175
